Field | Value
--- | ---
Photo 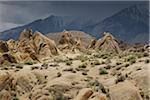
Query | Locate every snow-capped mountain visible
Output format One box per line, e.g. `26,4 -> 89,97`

0,4 -> 149,44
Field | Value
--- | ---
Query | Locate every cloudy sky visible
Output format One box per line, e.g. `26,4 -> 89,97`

0,1 -> 148,32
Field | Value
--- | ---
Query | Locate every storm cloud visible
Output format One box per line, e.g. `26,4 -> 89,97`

0,1 -> 148,31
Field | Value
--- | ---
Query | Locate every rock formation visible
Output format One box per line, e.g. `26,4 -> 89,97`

95,32 -> 121,54
58,30 -> 86,52
0,41 -> 9,53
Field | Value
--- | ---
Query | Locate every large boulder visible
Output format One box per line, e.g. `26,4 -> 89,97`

33,31 -> 59,56
109,81 -> 142,100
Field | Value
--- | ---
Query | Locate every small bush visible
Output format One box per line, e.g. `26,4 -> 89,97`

101,61 -> 105,64
75,55 -> 89,62
57,72 -> 62,77
16,65 -> 23,69
24,61 -> 33,65
65,60 -> 72,66
91,60 -> 100,66
143,52 -> 149,57
79,63 -> 87,68
104,65 -> 111,69
125,56 -> 136,62
145,59 -> 150,63
99,68 -> 108,75
116,62 -> 122,65
115,75 -> 126,84
124,63 -> 130,67
129,59 -> 136,64
140,91 -> 144,98
31,66 -> 39,70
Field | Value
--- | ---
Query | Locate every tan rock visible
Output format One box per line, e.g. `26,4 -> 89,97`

75,88 -> 93,100
33,31 -> 59,56
89,92 -> 107,100
95,32 -> 121,54
109,81 -> 142,100
0,73 -> 13,91
0,90 -> 11,100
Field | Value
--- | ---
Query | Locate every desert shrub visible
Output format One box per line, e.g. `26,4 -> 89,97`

54,57 -> 64,63
116,62 -> 122,65
115,75 -> 126,84
42,62 -> 48,67
88,80 -> 107,94
82,71 -> 87,75
143,52 -> 149,57
31,66 -> 39,70
140,91 -> 144,98
16,65 -> 23,69
91,60 -> 100,66
99,68 -> 108,75
129,59 -> 136,64
57,72 -> 62,77
79,63 -> 87,68
76,55 -> 89,62
24,61 -> 33,65
145,59 -> 150,63
124,63 -> 130,67
101,61 -> 105,64
116,66 -> 122,70
65,60 -> 72,66
125,56 -> 136,62
2,60 -> 11,66
125,56 -> 136,64
104,65 -> 112,69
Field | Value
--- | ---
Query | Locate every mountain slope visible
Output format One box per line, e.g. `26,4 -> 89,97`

84,4 -> 149,43
0,4 -> 149,43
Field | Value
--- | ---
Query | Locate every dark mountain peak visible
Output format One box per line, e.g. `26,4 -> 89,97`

0,4 -> 148,44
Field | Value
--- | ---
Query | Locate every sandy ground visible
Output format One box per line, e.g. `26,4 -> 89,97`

0,51 -> 149,100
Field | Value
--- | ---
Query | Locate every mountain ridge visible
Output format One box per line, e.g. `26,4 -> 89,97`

0,4 -> 149,44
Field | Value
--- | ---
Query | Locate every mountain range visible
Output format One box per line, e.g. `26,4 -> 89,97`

0,4 -> 149,44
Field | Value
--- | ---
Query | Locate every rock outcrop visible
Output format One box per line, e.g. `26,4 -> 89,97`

95,32 -> 121,54
0,41 -> 9,53
58,30 -> 86,52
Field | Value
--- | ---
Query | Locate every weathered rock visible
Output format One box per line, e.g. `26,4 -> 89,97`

95,32 -> 121,54
33,31 -> 59,56
109,81 -> 142,100
88,38 -> 97,49
58,30 -> 86,52
89,92 -> 107,100
2,53 -> 17,63
7,39 -> 17,53
0,41 -> 9,53
75,88 -> 93,100
19,28 -> 33,41
0,90 -> 11,100
131,70 -> 149,99
0,73 -> 13,91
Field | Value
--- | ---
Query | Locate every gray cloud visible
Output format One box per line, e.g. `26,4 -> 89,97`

0,1 -> 148,31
